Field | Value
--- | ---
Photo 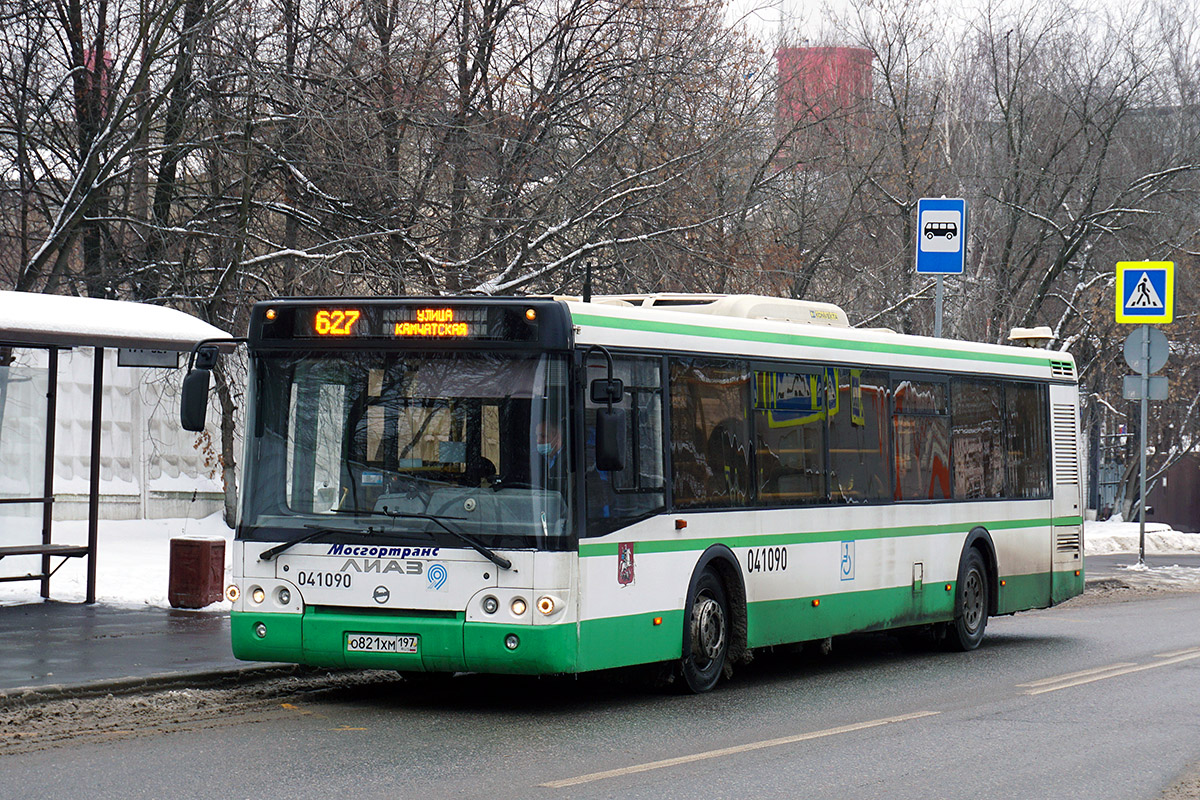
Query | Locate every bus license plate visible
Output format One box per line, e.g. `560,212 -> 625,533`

346,633 -> 419,654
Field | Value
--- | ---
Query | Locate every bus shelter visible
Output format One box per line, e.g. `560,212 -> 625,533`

0,292 -> 230,603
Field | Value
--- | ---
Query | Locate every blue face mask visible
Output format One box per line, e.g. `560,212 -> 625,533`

536,442 -> 555,456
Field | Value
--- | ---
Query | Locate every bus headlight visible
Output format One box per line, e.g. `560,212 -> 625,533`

276,587 -> 291,605
536,596 -> 555,616
251,586 -> 265,604
482,596 -> 499,614
511,597 -> 527,616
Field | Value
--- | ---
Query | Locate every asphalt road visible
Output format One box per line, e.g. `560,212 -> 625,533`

3,591 -> 1200,800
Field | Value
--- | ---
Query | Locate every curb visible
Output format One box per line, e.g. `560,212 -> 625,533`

0,663 -> 306,708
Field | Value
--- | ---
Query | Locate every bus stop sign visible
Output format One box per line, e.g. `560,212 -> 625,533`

916,198 -> 967,274
1116,261 -> 1173,324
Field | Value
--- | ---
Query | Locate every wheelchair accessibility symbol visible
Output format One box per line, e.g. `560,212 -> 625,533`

840,541 -> 855,581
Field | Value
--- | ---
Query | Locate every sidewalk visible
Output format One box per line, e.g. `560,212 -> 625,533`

0,602 -> 284,701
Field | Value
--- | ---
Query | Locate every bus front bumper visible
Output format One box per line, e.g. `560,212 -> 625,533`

231,608 -> 579,674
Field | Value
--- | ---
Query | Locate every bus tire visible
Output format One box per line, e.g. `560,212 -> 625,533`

946,548 -> 988,651
679,569 -> 730,693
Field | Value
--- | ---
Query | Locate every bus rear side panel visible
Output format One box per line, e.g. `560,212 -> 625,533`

1049,382 -> 1085,603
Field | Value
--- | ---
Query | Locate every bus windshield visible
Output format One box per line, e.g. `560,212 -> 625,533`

241,350 -> 572,549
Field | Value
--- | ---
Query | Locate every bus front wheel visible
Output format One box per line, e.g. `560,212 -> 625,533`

946,548 -> 988,651
680,569 -> 729,693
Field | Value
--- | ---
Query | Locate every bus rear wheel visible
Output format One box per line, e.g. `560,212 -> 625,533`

680,569 -> 729,693
946,548 -> 988,651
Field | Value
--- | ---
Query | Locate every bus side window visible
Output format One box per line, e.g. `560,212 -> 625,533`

1005,383 -> 1050,498
951,380 -> 1004,499
828,369 -> 891,503
893,379 -> 951,501
585,357 -> 665,536
753,368 -> 826,505
669,358 -> 752,509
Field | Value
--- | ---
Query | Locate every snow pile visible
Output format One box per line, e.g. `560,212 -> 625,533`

1084,519 -> 1200,556
0,514 -> 233,610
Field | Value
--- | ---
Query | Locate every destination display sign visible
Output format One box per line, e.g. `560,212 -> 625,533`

303,306 -> 491,339
249,299 -> 572,348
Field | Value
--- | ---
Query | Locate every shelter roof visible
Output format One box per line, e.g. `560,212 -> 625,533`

0,291 -> 231,350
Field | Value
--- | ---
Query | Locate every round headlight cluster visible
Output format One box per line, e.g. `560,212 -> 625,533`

481,594 -> 557,618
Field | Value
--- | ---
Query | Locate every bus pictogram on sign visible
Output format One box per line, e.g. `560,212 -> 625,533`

915,198 -> 967,273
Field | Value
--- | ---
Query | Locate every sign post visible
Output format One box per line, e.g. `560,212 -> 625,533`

1116,261 -> 1174,564
915,197 -> 967,337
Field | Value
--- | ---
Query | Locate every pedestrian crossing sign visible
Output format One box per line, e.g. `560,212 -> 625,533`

1116,261 -> 1173,324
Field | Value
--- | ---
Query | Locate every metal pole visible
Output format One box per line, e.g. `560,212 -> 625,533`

1138,325 -> 1149,566
86,347 -> 103,604
40,347 -> 58,599
935,275 -> 944,338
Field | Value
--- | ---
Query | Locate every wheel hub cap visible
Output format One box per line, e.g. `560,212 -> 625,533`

963,571 -> 983,631
691,594 -> 726,664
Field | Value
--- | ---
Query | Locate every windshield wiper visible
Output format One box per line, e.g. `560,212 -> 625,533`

261,510 -> 514,571
376,506 -> 514,572
259,523 -> 399,561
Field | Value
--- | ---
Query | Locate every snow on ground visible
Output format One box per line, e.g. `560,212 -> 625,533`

0,515 -> 1197,609
1083,519 -> 1200,591
0,514 -> 233,610
1085,519 -> 1200,556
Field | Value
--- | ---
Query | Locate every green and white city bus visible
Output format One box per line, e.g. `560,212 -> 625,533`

182,294 -> 1084,692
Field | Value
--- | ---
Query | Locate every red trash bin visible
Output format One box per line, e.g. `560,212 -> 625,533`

169,536 -> 226,609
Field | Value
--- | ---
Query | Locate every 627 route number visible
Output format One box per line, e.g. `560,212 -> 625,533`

314,309 -> 361,336
746,546 -> 787,573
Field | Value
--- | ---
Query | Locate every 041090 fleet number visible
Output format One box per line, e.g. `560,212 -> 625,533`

295,570 -> 352,588
746,546 -> 787,573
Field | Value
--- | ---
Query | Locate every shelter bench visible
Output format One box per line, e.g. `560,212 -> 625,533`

0,544 -> 91,583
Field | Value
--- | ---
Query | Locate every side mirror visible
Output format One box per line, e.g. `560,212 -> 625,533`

181,368 -> 211,431
595,407 -> 626,471
180,346 -> 218,432
590,377 -> 624,405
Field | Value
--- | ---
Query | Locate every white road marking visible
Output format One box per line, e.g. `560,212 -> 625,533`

1016,663 -> 1137,688
1021,651 -> 1200,695
539,710 -> 940,789
1154,646 -> 1200,659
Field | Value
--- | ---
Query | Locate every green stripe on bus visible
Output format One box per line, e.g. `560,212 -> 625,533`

578,515 -> 1084,557
576,568 -> 1075,668
1000,571 -> 1055,614
744,569 -> 1067,646
572,312 -> 1056,368
577,610 -> 686,671
745,583 -> 957,647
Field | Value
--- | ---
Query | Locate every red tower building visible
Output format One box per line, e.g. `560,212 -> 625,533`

775,46 -> 873,127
